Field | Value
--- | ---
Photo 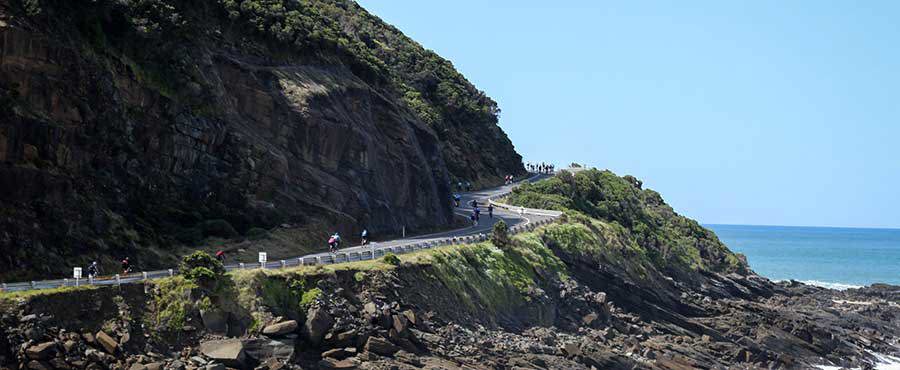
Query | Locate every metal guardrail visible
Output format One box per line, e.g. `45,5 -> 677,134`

0,173 -> 560,293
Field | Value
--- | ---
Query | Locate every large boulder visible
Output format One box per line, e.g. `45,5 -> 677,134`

243,338 -> 295,363
262,320 -> 298,337
94,331 -> 118,354
25,342 -> 57,360
303,307 -> 333,346
364,337 -> 399,357
199,339 -> 247,368
200,308 -> 229,335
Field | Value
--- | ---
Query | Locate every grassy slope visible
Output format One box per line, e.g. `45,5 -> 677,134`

506,169 -> 747,275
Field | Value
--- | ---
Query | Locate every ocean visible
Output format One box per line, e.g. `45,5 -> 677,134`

706,224 -> 900,289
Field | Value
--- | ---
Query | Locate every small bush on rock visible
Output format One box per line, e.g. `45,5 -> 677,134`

382,253 -> 400,266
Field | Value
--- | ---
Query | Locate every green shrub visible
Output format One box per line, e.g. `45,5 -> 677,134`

382,253 -> 400,266
300,288 -> 322,309
353,271 -> 366,282
152,277 -> 197,331
181,251 -> 225,287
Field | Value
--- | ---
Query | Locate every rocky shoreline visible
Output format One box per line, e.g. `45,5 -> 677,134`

1,266 -> 898,370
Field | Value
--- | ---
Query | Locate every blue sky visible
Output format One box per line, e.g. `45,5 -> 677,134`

357,1 -> 900,229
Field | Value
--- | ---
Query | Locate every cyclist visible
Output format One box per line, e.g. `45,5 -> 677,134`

328,233 -> 341,253
361,229 -> 369,245
121,257 -> 131,275
88,261 -> 99,279
216,250 -> 226,263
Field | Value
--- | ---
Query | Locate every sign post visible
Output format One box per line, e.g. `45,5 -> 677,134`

258,252 -> 267,269
73,267 -> 82,287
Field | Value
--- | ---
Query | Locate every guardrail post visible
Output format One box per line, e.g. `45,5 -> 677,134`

64,278 -> 69,287
115,274 -> 120,286
316,256 -> 322,265
168,269 -> 174,277
30,281 -> 35,289
142,272 -> 148,280
281,260 -> 287,269
239,263 -> 245,270
88,277 -> 93,285
1,283 -> 6,291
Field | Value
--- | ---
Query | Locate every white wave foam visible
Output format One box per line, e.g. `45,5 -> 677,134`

773,279 -> 863,290
799,280 -> 863,291
815,352 -> 900,370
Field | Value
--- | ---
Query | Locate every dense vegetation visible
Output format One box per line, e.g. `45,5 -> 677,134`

507,169 -> 747,274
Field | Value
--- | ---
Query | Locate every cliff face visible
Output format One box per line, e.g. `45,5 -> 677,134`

0,0 -> 523,279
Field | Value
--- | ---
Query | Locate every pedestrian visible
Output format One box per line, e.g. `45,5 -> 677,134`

488,204 -> 494,219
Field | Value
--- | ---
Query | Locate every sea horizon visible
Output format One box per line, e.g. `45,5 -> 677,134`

706,223 -> 900,232
706,223 -> 900,289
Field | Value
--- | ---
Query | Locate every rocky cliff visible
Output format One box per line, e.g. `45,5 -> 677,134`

0,0 -> 523,280
1,172 -> 898,370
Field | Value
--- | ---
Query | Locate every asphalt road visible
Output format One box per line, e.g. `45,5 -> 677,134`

1,173 -> 560,292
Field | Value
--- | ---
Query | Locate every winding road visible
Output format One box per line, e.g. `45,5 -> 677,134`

1,173 -> 561,293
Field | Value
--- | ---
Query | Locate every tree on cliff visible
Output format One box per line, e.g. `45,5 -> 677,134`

492,220 -> 511,250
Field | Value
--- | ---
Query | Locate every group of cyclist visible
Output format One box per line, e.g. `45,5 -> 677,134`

327,228 -> 370,253
526,162 -> 555,174
83,257 -> 132,279
467,199 -> 494,226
